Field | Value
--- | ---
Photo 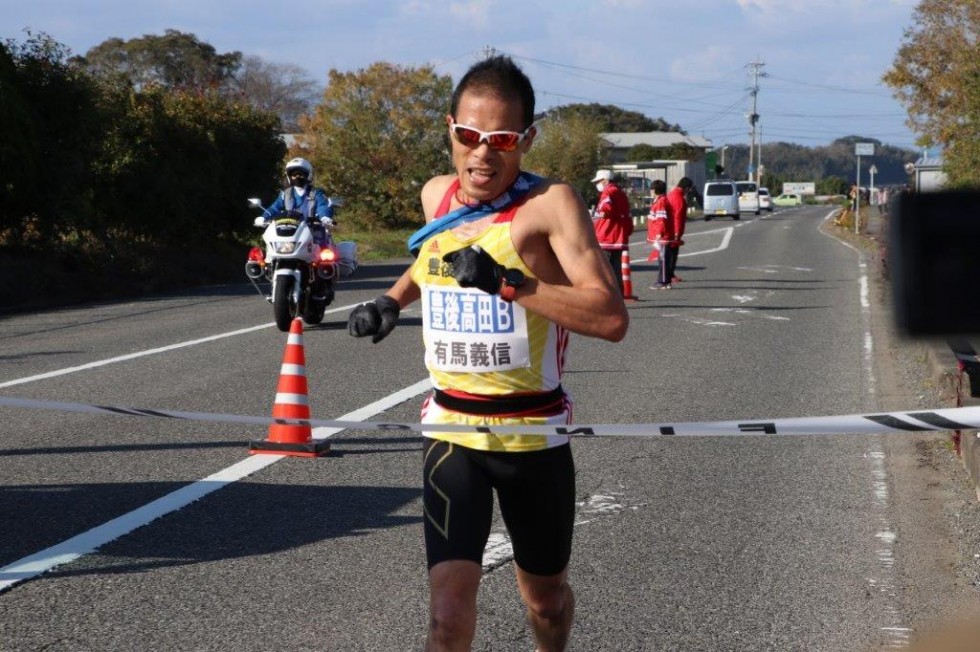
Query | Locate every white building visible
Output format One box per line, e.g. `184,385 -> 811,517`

909,155 -> 946,192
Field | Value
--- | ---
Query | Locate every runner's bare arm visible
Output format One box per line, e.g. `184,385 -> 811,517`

383,268 -> 421,308
514,183 -> 628,342
376,178 -> 457,310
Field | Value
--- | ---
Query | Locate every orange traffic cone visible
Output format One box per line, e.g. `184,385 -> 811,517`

249,318 -> 331,457
621,250 -> 637,302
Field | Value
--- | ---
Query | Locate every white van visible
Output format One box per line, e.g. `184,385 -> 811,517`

703,180 -> 740,221
735,181 -> 761,215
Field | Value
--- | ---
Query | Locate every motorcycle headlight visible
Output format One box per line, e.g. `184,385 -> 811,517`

273,241 -> 296,254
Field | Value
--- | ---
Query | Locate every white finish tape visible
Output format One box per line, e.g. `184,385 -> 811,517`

1,396 -> 978,437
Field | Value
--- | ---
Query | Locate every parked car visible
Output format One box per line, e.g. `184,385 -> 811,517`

735,181 -> 761,215
758,186 -> 773,212
773,193 -> 803,207
702,180 -> 740,221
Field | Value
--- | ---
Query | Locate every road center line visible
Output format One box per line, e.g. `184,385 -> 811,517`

0,303 -> 361,390
629,226 -> 734,258
0,378 -> 432,594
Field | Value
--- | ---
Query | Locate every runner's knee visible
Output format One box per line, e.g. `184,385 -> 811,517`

521,578 -> 572,620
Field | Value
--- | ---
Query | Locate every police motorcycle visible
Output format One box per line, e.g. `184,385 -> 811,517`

245,197 -> 357,332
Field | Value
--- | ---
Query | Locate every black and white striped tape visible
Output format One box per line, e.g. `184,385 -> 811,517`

1,396 -> 978,438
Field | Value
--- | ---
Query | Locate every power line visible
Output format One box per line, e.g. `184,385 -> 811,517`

476,46 -> 916,147
766,73 -> 894,97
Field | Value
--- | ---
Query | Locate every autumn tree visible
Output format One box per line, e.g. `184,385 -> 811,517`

883,0 -> 980,187
299,62 -> 453,230
522,113 -> 604,202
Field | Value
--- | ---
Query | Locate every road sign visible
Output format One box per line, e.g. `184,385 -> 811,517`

783,182 -> 816,195
855,143 -> 875,156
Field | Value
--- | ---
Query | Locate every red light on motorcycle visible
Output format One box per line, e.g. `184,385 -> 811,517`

247,247 -> 264,262
319,248 -> 337,263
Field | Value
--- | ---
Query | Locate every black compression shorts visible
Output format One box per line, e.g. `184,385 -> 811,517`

422,439 -> 575,576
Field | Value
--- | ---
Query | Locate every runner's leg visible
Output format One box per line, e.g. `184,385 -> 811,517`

427,560 -> 482,651
516,566 -> 575,652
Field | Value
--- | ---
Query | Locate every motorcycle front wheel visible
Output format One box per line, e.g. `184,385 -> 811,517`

302,280 -> 333,325
302,302 -> 326,325
273,276 -> 297,332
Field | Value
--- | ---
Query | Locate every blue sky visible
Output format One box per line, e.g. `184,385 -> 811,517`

2,0 -> 925,153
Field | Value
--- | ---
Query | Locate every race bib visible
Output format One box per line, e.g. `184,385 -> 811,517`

422,287 -> 530,373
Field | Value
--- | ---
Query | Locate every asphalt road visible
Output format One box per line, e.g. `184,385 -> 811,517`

1,206 -> 977,651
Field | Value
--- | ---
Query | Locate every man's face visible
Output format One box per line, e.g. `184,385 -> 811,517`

287,170 -> 308,188
447,91 -> 533,202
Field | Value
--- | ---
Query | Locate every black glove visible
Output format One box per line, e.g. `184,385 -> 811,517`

348,295 -> 400,343
442,245 -> 505,295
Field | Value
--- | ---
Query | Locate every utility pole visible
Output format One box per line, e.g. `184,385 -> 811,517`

746,59 -> 766,184
757,125 -> 763,186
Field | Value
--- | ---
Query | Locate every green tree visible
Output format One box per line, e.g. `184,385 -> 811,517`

0,31 -> 108,246
0,31 -> 287,307
0,41 -> 38,235
883,0 -> 980,187
816,176 -> 850,195
94,86 -> 282,243
627,142 -> 703,162
523,113 -> 604,201
299,62 -> 453,230
545,103 -> 681,133
627,144 -> 659,161
79,29 -> 242,92
758,172 -> 783,194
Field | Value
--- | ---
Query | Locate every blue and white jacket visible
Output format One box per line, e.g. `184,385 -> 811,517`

263,185 -> 334,221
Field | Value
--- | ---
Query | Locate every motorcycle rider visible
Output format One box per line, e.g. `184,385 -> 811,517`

260,157 -> 335,245
259,157 -> 337,302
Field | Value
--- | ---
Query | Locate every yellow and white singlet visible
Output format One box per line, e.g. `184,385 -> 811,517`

409,190 -> 571,452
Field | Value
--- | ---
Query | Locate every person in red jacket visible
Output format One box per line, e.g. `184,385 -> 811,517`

590,169 -> 633,295
664,177 -> 693,284
647,179 -> 674,289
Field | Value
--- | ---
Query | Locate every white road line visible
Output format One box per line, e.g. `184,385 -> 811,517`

0,378 -> 432,593
0,213 -> 879,594
481,532 -> 514,572
819,210 -> 876,401
663,314 -> 737,327
629,226 -> 734,259
0,303 -> 362,389
677,226 -> 734,257
819,209 -> 910,642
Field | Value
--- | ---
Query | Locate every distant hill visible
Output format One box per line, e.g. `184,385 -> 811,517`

720,136 -> 918,186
